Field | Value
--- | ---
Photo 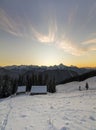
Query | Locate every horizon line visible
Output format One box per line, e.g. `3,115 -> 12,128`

0,64 -> 96,69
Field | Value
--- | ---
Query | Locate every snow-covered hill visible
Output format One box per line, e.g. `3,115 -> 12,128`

0,77 -> 96,130
56,76 -> 96,93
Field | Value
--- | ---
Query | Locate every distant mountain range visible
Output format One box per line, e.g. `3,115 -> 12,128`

0,64 -> 95,84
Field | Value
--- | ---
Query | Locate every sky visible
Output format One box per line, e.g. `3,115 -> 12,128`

0,0 -> 96,67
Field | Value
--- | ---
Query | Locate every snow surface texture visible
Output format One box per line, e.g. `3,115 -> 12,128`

0,77 -> 96,130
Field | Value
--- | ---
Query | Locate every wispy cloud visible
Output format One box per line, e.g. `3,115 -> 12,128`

30,19 -> 57,43
0,8 -> 96,56
55,37 -> 85,56
81,38 -> 96,52
82,39 -> 96,44
0,8 -> 26,37
31,24 -> 96,56
53,34 -> 96,56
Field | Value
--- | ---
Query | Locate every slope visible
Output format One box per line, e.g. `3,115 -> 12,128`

0,77 -> 96,130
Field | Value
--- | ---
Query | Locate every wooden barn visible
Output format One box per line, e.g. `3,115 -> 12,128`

16,86 -> 26,94
30,86 -> 47,95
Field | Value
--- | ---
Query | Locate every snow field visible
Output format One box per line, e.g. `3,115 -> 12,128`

0,76 -> 96,130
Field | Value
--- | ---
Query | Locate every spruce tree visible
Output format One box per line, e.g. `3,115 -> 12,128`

2,75 -> 12,97
38,73 -> 43,85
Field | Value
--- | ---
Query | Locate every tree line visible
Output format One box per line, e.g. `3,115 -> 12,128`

0,73 -> 56,98
59,70 -> 96,84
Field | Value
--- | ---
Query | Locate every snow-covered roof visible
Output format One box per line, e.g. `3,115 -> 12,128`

17,86 -> 26,93
30,86 -> 47,94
